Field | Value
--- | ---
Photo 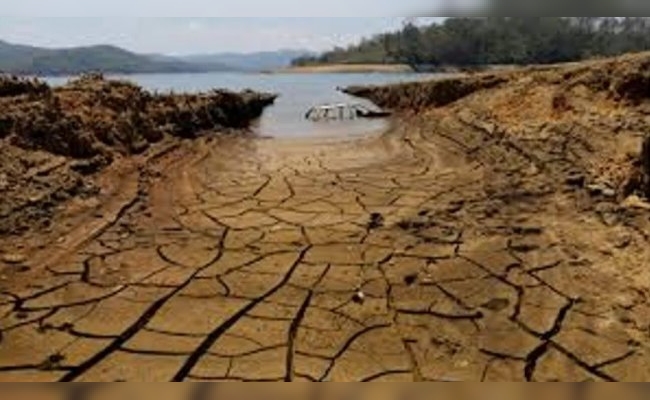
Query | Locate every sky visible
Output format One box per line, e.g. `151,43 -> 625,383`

0,0 -> 453,55
0,18 -> 422,55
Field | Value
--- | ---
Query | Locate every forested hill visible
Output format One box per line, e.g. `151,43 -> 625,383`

292,18 -> 650,69
0,41 -> 232,76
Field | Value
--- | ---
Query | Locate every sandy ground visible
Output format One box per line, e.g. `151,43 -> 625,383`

1,54 -> 650,382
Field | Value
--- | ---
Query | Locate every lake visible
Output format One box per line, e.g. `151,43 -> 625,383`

45,72 -> 436,138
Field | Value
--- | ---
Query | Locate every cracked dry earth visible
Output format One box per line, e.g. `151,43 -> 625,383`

1,112 -> 650,382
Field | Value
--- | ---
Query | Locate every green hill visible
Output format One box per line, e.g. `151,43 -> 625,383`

293,18 -> 650,70
0,41 -> 232,76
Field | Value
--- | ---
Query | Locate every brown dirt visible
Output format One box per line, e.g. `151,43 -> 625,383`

0,74 -> 276,236
2,53 -> 650,382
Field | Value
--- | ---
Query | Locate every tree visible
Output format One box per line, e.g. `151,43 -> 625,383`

397,22 -> 425,69
293,17 -> 650,69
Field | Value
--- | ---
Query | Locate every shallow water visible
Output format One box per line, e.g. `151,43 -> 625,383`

45,72 -> 437,138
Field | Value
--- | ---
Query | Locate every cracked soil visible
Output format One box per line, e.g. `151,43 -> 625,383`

2,52 -> 650,382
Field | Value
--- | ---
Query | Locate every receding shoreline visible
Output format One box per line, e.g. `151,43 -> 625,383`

275,63 -> 415,74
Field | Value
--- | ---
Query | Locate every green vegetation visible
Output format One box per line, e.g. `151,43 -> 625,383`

0,41 -> 232,76
0,40 -> 313,76
293,18 -> 650,70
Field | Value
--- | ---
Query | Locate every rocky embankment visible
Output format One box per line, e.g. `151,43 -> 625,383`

0,74 -> 275,235
339,53 -> 650,381
346,52 -> 650,202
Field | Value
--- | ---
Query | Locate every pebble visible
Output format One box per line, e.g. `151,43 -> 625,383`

587,183 -> 616,198
602,188 -> 617,198
565,174 -> 585,187
367,213 -> 385,229
622,195 -> 650,210
586,184 -> 601,195
596,208 -> 620,227
28,195 -> 41,204
352,291 -> 365,304
2,253 -> 27,265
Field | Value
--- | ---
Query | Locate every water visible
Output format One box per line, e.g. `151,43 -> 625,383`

45,72 -> 435,138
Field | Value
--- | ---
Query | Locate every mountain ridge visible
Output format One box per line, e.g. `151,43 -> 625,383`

0,40 -> 312,76
177,49 -> 316,71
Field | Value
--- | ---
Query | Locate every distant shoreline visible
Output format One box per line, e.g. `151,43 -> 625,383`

275,64 -> 415,74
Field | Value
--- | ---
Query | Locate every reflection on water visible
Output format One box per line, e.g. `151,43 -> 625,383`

44,72 -> 436,138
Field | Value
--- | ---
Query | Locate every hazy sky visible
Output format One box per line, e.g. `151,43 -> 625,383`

0,0 -> 449,54
3,0 -> 436,17
0,18 -> 422,55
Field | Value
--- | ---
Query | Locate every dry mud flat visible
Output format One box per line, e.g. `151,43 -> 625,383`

2,53 -> 650,382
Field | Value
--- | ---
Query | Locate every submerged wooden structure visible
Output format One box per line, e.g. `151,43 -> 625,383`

305,103 -> 391,121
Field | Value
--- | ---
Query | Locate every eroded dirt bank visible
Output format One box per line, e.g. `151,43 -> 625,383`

1,54 -> 650,382
0,74 -> 276,240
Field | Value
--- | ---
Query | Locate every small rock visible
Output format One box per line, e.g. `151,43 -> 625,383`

587,184 -> 603,196
40,353 -> 66,371
27,195 -> 42,204
565,174 -> 585,188
612,232 -> 633,249
595,203 -> 621,226
601,213 -> 620,227
48,353 -> 65,364
602,188 -> 617,198
446,201 -> 464,214
367,213 -> 385,230
70,156 -> 106,175
587,183 -> 616,198
525,165 -> 540,176
2,253 -> 27,265
622,195 -> 650,211
352,291 -> 365,304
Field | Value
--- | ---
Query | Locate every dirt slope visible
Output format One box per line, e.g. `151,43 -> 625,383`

1,54 -> 650,382
0,74 -> 276,236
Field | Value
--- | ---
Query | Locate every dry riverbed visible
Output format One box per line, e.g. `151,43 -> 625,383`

1,53 -> 650,382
